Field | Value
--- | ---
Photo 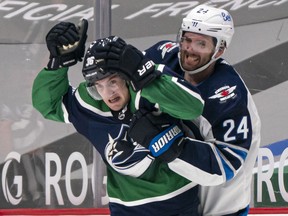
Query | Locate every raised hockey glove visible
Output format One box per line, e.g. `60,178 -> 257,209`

92,36 -> 161,91
128,110 -> 185,163
87,36 -> 127,60
46,19 -> 88,70
112,44 -> 161,91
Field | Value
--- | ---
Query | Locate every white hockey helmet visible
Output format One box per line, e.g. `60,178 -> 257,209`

178,4 -> 235,74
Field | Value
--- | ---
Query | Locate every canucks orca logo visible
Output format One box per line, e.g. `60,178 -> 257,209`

105,125 -> 151,176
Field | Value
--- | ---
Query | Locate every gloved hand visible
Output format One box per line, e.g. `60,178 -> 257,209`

87,36 -> 127,60
128,110 -> 185,163
46,19 -> 88,70
90,36 -> 161,91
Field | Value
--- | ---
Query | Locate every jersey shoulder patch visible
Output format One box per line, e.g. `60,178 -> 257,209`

208,85 -> 237,103
158,41 -> 178,59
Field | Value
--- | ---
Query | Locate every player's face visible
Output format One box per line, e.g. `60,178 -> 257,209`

95,74 -> 130,111
179,32 -> 215,71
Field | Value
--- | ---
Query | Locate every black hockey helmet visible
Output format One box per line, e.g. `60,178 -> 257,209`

82,36 -> 126,86
82,36 -> 126,100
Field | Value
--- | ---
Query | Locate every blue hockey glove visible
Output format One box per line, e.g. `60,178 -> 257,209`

128,110 -> 185,163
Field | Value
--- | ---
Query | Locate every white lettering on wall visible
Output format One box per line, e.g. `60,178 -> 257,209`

256,147 -> 288,203
2,146 -> 288,206
257,148 -> 276,202
45,152 -> 64,205
278,148 -> 288,202
1,152 -> 22,205
65,152 -> 88,205
0,1 -> 287,21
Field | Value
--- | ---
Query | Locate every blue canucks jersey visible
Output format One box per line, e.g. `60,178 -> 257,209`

32,65 -> 205,216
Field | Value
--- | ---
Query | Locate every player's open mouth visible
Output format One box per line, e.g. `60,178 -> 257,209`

185,53 -> 198,62
109,96 -> 120,103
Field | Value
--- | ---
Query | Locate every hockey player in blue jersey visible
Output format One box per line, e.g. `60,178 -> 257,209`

143,4 -> 261,216
32,19 -> 249,215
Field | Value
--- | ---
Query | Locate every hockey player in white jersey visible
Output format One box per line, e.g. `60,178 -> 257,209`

144,4 -> 261,216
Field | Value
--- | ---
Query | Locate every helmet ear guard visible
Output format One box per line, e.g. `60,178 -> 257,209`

178,4 -> 234,74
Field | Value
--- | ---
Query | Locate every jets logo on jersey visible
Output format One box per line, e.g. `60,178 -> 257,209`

159,42 -> 178,59
209,85 -> 237,102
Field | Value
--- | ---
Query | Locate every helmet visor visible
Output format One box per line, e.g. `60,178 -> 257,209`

179,35 -> 215,54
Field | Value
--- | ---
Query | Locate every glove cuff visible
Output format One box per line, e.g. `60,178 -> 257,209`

47,53 -> 79,70
149,124 -> 183,157
47,57 -> 61,70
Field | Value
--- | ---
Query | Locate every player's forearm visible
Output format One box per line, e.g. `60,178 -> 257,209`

141,74 -> 204,120
167,137 -> 246,186
32,67 -> 69,122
